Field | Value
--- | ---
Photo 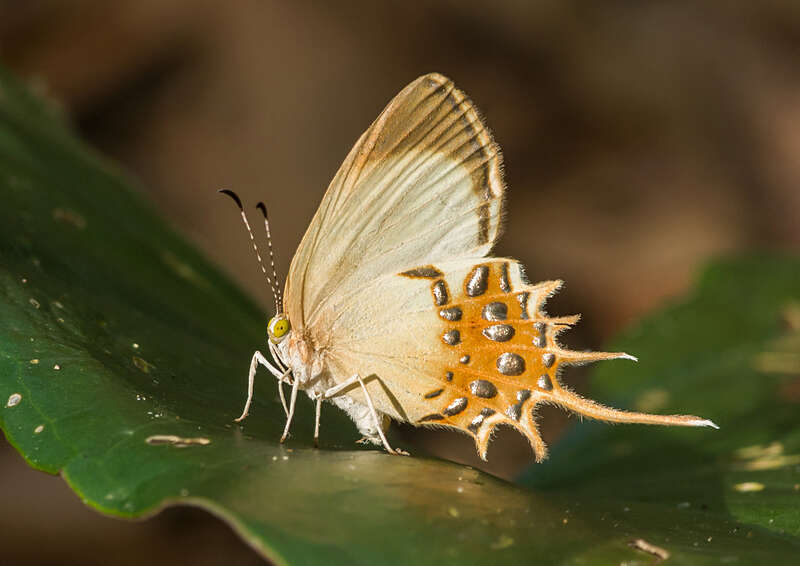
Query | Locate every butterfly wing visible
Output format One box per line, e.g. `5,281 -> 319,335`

285,73 -> 504,334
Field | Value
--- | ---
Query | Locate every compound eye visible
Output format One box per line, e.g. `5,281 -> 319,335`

267,316 -> 290,342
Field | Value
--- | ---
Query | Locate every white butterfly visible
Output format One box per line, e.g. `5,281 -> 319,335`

223,73 -> 716,461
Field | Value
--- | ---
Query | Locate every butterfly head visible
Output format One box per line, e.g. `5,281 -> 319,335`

267,314 -> 290,344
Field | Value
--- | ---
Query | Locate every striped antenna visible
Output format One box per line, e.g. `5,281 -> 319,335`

256,202 -> 283,313
219,189 -> 281,314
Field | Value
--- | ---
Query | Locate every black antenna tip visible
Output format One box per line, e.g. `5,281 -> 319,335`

219,189 -> 243,210
255,202 -> 268,218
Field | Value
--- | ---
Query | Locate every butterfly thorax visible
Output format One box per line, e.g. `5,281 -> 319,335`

282,328 -> 327,388
281,327 -> 386,439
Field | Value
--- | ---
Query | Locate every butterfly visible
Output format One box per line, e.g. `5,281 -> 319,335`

221,72 -> 717,461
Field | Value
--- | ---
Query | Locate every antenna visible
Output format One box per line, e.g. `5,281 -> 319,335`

256,202 -> 283,312
219,189 -> 281,314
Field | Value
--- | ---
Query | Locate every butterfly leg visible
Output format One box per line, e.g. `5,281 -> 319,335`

268,341 -> 292,417
313,396 -> 322,448
280,375 -> 301,443
235,351 -> 291,422
322,374 -> 408,456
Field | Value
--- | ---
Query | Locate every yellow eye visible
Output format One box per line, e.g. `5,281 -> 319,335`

267,316 -> 290,342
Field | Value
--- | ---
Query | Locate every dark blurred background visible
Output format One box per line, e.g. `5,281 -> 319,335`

2,1 -> 800,564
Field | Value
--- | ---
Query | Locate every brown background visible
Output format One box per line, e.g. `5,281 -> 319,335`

2,1 -> 800,564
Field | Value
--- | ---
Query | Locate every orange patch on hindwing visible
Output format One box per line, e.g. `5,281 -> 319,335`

401,260 -> 626,461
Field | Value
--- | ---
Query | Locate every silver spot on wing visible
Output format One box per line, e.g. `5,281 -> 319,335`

439,307 -> 462,321
533,322 -> 546,348
443,329 -> 461,346
482,324 -> 515,342
496,352 -> 525,376
466,265 -> 489,297
424,388 -> 444,399
499,262 -> 511,292
400,265 -> 443,278
506,389 -> 531,421
432,280 -> 449,306
469,380 -> 498,399
517,292 -> 530,319
468,407 -> 496,433
482,302 -> 507,321
537,374 -> 553,391
443,397 -> 468,416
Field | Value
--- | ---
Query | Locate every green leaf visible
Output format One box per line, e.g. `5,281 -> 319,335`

2,63 -> 799,564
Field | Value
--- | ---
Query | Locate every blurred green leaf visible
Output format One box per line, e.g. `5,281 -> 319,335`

522,255 -> 800,544
1,63 -> 799,564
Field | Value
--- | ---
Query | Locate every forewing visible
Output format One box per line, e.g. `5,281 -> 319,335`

284,73 -> 504,334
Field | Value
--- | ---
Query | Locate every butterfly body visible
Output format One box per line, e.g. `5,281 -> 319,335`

227,73 -> 716,461
277,330 -> 387,441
